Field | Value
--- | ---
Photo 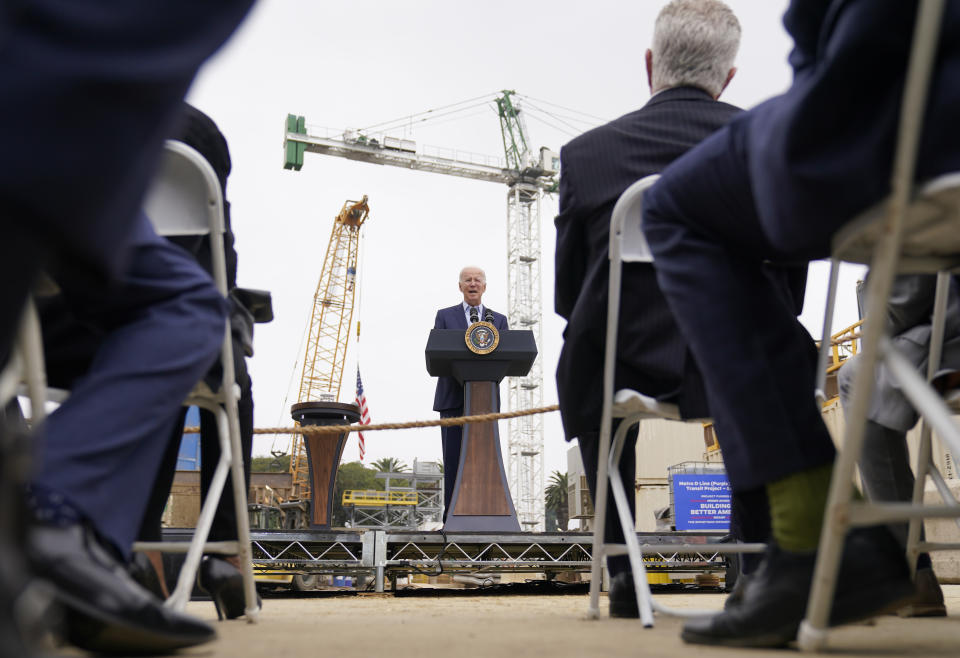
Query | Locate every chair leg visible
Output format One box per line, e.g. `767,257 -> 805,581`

800,237 -> 900,651
907,271 -> 954,572
224,385 -> 258,623
18,299 -> 48,424
815,259 -> 841,403
927,465 -> 960,529
608,417 -> 654,627
165,404 -> 233,611
587,415 -> 613,620
907,422 -> 933,578
886,343 -> 960,458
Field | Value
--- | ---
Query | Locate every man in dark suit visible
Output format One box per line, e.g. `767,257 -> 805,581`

557,0 -> 780,618
642,0 -> 960,646
0,2 -> 255,654
432,266 -> 509,520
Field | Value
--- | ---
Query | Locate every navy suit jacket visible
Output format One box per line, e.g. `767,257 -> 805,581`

554,87 -> 739,441
740,0 -> 960,258
432,303 -> 509,411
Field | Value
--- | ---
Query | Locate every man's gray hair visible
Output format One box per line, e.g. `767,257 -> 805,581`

459,266 -> 486,282
651,0 -> 741,97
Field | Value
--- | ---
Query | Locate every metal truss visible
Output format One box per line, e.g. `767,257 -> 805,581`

250,531 -> 364,573
385,532 -> 592,574
244,530 -> 736,591
346,506 -> 416,530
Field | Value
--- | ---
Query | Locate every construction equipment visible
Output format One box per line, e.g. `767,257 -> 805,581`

289,196 -> 370,500
283,91 -> 558,530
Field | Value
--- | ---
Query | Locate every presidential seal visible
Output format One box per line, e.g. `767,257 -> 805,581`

465,320 -> 500,355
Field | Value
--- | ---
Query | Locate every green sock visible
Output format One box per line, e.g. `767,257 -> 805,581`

765,463 -> 834,552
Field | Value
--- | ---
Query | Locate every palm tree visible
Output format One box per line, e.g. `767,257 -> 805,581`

371,457 -> 408,474
544,471 -> 569,531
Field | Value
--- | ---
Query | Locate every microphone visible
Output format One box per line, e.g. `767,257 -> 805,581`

484,308 -> 494,323
470,307 -> 479,324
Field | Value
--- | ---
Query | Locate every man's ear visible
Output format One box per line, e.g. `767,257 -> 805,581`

716,67 -> 737,99
645,49 -> 654,93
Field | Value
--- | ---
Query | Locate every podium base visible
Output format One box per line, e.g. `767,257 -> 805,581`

443,514 -> 521,532
290,401 -> 360,528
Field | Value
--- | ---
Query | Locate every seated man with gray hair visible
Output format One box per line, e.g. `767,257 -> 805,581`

555,0 -> 800,618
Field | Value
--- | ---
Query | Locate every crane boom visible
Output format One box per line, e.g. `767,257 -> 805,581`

290,196 -> 370,498
284,117 -> 555,190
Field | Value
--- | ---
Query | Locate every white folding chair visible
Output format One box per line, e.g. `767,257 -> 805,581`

0,299 -> 47,425
131,140 -> 259,621
799,0 -> 960,650
588,175 -> 765,625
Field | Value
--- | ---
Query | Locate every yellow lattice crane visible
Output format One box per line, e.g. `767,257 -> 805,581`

290,195 -> 370,498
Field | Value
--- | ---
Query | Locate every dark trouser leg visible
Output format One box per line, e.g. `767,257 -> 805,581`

860,422 -> 918,528
439,409 -> 462,522
577,423 -> 638,578
859,421 -> 928,560
729,487 -> 771,575
837,352 -> 928,556
136,409 -> 189,543
203,343 -> 253,542
32,214 -> 226,559
643,125 -> 836,492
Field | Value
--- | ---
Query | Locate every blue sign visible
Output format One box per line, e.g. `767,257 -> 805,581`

672,473 -> 731,531
176,406 -> 202,471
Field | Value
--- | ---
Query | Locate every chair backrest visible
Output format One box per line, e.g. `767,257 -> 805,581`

609,175 -> 660,264
602,174 -> 663,431
143,140 -> 228,294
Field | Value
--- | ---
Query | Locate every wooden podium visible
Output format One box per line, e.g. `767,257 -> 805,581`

425,327 -> 536,531
289,401 -> 360,528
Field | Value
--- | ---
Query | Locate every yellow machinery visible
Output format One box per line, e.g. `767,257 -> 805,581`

289,196 -> 370,499
341,490 -> 418,506
819,319 -> 863,405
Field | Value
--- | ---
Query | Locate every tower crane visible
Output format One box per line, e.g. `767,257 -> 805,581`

283,92 -> 557,530
289,196 -> 370,499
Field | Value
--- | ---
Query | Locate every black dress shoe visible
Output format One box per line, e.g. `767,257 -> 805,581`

1,548 -> 56,658
608,571 -> 639,618
198,555 -> 260,621
28,522 -> 215,654
127,551 -> 167,601
896,566 -> 946,618
681,525 -> 915,648
723,571 -> 750,611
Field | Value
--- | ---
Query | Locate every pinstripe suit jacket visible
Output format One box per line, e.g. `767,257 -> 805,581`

554,87 -> 739,441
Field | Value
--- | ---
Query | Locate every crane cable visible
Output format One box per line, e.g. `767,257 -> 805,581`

515,94 -> 608,123
522,110 -> 581,139
518,100 -> 596,135
352,214 -> 368,459
360,100 -> 496,137
358,92 -> 500,133
270,297 -> 313,455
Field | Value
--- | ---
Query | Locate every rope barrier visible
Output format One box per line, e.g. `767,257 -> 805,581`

183,404 -> 559,436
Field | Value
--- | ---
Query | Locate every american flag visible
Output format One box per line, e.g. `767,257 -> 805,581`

355,368 -> 370,461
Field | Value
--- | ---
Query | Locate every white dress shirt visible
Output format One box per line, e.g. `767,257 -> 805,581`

462,302 -> 484,325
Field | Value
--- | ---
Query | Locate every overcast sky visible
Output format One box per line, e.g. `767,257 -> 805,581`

185,0 -> 865,477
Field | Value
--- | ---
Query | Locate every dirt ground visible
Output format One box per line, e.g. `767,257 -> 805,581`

151,586 -> 960,658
